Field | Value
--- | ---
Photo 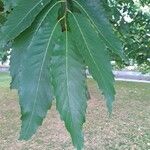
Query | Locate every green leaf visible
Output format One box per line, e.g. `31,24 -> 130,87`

1,0 -> 53,42
73,0 -> 126,60
69,12 -> 115,113
51,23 -> 88,150
18,3 -> 61,140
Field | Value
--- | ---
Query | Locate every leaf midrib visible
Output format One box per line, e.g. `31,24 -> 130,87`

64,15 -> 75,131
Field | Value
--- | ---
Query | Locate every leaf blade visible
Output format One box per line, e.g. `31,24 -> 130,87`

52,23 -> 88,150
69,12 -> 115,113
18,4 -> 60,140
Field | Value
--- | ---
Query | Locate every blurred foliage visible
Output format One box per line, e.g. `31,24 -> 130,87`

102,0 -> 150,70
0,0 -> 150,72
138,62 -> 150,74
0,0 -> 15,62
0,0 -> 5,25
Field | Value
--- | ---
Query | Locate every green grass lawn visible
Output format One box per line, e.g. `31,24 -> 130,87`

0,72 -> 11,88
0,73 -> 150,150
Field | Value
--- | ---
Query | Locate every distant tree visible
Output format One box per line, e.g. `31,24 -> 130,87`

102,0 -> 150,67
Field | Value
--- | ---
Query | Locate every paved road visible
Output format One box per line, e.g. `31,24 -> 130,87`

0,66 -> 9,72
87,70 -> 150,83
113,71 -> 150,81
0,67 -> 150,83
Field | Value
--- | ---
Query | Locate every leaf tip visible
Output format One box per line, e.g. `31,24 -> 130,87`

18,134 -> 29,141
